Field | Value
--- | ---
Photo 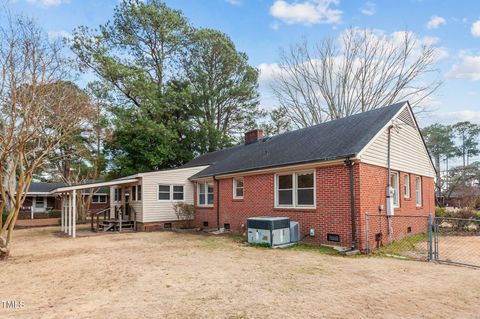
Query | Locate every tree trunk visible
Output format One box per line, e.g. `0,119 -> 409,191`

0,236 -> 9,260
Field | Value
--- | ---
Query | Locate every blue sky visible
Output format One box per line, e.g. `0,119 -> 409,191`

5,0 -> 480,128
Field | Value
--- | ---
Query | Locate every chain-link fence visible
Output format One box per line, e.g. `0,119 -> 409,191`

365,214 -> 480,268
365,214 -> 431,260
434,217 -> 480,267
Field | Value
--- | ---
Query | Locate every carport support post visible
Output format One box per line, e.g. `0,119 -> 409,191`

64,194 -> 68,234
72,190 -> 76,238
427,213 -> 433,261
60,196 -> 64,232
68,192 -> 72,236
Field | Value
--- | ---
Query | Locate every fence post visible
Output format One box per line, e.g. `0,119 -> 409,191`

427,213 -> 433,261
365,213 -> 369,254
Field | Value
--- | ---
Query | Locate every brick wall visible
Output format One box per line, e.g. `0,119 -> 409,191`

358,162 -> 435,250
193,162 -> 435,250
194,164 -> 359,248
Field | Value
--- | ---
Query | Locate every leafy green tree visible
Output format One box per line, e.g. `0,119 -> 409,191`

452,121 -> 480,167
71,0 -> 195,176
184,28 -> 260,153
71,1 -> 260,176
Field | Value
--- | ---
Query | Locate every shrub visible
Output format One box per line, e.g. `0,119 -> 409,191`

172,202 -> 195,229
435,206 -> 445,217
48,209 -> 61,218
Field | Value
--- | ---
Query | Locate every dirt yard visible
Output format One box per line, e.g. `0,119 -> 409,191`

1,226 -> 480,319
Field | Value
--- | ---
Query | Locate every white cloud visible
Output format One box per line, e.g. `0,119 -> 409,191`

269,0 -> 342,26
360,1 -> 375,16
27,0 -> 65,6
447,54 -> 480,80
225,0 -> 242,6
270,21 -> 280,31
433,111 -> 480,124
471,20 -> 480,37
47,30 -> 72,41
426,15 -> 446,29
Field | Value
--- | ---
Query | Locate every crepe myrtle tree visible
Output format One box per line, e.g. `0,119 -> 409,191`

0,15 -> 94,260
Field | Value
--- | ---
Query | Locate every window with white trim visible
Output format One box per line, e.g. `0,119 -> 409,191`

390,172 -> 400,208
415,176 -> 422,207
197,182 -> 214,206
132,185 -> 142,201
233,177 -> 244,199
113,188 -> 122,202
173,185 -> 184,200
137,185 -> 142,201
403,174 -> 410,198
275,171 -> 315,208
92,195 -> 107,203
158,185 -> 171,200
35,197 -> 45,208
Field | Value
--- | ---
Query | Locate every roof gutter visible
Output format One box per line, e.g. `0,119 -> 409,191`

190,155 -> 358,181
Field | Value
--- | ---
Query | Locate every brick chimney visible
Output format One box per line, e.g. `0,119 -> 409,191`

244,128 -> 264,145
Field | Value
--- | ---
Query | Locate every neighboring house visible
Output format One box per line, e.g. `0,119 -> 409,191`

53,101 -> 435,250
19,182 -> 109,219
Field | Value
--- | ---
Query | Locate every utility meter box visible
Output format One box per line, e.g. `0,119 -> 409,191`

247,217 -> 290,247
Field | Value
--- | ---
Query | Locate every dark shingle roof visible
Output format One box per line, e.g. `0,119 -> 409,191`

27,182 -> 108,194
186,102 -> 407,179
28,182 -> 67,193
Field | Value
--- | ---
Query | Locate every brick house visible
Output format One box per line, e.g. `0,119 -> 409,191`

183,102 -> 435,250
19,182 -> 109,219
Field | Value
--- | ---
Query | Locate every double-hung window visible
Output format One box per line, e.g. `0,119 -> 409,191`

92,195 -> 107,203
35,197 -> 45,208
415,176 -> 422,207
173,185 -> 184,200
403,174 -> 410,198
390,172 -> 400,208
114,188 -> 122,202
275,171 -> 315,208
158,184 -> 183,201
233,177 -> 244,199
198,182 -> 214,206
132,185 -> 142,201
158,185 -> 171,200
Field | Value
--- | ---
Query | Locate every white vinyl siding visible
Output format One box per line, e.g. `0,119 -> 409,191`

359,106 -> 435,178
275,170 -> 315,208
140,166 -> 207,223
416,176 -> 422,207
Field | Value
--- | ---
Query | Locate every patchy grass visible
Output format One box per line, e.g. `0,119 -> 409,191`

374,233 -> 428,259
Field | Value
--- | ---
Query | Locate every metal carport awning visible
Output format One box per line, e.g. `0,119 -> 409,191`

51,178 -> 140,238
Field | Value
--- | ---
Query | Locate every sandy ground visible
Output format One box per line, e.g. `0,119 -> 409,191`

436,236 -> 480,266
1,226 -> 480,319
